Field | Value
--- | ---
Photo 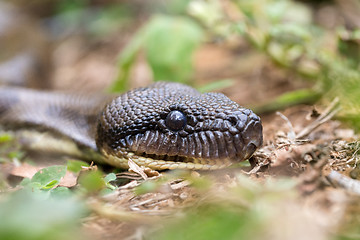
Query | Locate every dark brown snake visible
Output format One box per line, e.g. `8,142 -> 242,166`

0,82 -> 263,170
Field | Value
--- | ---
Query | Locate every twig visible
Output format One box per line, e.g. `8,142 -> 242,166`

88,201 -> 168,223
326,170 -> 360,195
276,111 -> 296,139
130,194 -> 173,208
296,98 -> 341,139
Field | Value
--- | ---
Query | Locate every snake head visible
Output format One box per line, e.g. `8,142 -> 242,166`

96,82 -> 263,170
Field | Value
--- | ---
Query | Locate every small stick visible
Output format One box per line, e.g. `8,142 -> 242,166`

276,111 -> 296,139
88,201 -> 167,223
326,170 -> 360,195
296,98 -> 341,139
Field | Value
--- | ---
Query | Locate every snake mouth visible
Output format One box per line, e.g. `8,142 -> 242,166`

137,152 -> 195,162
101,147 -> 257,170
99,124 -> 262,170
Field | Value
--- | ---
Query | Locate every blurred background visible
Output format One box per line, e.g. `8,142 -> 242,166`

2,0 -> 360,121
0,0 -> 343,101
1,0 -> 360,239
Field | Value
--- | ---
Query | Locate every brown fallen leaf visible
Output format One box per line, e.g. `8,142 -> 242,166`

10,162 -> 41,179
59,171 -> 79,187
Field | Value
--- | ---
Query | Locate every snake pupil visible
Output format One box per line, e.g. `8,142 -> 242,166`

165,110 -> 186,131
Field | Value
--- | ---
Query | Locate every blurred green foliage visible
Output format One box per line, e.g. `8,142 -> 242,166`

67,159 -> 90,173
111,14 -> 203,92
0,133 -> 24,163
77,170 -> 117,194
197,79 -> 235,93
145,16 -> 203,83
337,29 -> 360,67
21,165 -> 67,191
20,165 -> 73,199
189,0 -> 360,131
77,170 -> 106,193
154,204 -> 259,240
0,191 -> 87,240
50,1 -> 134,38
152,176 -> 298,240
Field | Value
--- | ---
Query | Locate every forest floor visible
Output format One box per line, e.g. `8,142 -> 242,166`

1,1 -> 360,240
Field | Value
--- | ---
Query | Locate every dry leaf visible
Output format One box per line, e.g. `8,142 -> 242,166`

128,159 -> 148,180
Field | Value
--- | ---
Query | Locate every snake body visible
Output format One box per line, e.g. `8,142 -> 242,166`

0,82 -> 263,170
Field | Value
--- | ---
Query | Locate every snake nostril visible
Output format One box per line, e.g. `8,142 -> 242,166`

227,115 -> 238,125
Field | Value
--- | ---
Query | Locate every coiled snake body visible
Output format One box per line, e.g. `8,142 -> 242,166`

0,82 -> 263,170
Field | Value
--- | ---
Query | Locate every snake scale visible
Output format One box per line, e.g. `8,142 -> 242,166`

0,82 -> 263,170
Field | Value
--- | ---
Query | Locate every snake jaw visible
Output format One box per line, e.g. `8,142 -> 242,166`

99,117 -> 262,170
101,148 -> 236,170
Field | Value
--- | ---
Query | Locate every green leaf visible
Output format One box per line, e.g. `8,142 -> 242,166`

104,173 -> 117,190
41,180 -> 60,190
104,173 -> 116,183
67,159 -> 89,173
25,182 -> 43,192
145,15 -> 203,83
20,178 -> 31,187
31,165 -> 67,189
78,170 -> 105,193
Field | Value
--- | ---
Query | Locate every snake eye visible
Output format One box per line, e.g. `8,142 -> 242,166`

165,110 -> 187,131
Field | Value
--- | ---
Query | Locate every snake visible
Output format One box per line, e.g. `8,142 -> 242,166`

0,82 -> 263,170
